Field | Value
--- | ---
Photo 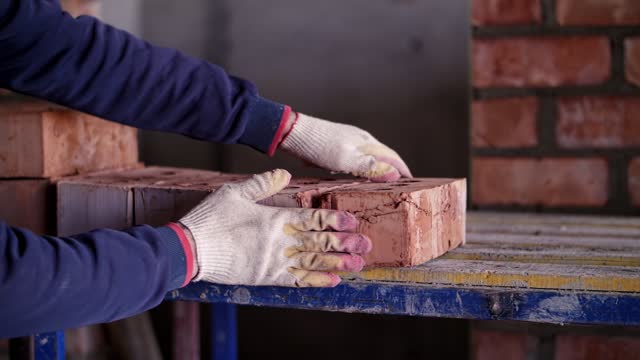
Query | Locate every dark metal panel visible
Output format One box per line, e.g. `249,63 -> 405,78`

220,0 -> 470,178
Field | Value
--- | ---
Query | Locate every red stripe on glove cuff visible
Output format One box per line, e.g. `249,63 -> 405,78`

167,223 -> 195,287
267,105 -> 292,157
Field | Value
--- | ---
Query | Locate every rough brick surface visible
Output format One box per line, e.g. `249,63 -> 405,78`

625,38 -> 640,87
630,157 -> 640,207
472,0 -> 541,26
473,330 -> 533,360
472,97 -> 538,148
473,37 -> 611,88
0,179 -> 53,234
58,167 -> 467,267
56,164 -> 145,236
557,97 -> 640,148
556,0 -> 640,26
472,157 -> 608,206
555,334 -> 640,360
0,105 -> 138,178
60,0 -> 101,18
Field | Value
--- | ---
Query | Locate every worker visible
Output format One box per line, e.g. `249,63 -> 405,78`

0,0 -> 411,338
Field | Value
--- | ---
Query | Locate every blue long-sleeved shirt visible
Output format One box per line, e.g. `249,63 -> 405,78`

0,0 -> 291,338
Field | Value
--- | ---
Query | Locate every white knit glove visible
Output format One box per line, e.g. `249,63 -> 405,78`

280,113 -> 412,182
179,169 -> 372,287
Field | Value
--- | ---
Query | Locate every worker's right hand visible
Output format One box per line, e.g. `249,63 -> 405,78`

178,169 -> 372,287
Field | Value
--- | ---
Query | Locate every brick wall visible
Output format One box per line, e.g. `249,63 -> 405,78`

471,2 -> 640,359
472,324 -> 640,360
472,0 -> 640,213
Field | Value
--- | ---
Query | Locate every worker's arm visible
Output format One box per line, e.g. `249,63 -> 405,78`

0,0 -> 412,181
0,169 -> 371,338
0,0 -> 285,153
0,221 -> 192,338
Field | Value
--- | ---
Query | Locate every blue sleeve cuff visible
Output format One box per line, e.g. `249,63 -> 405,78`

238,96 -> 288,154
156,226 -> 188,290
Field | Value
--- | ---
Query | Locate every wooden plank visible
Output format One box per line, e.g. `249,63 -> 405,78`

169,282 -> 640,327
468,212 -> 640,238
0,108 -> 138,178
469,211 -> 640,227
466,233 -> 640,250
349,259 -> 640,292
443,244 -> 640,267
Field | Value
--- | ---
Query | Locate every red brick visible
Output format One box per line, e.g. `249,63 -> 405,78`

557,0 -> 640,26
59,167 -> 467,267
0,103 -> 139,178
0,179 -> 52,234
472,330 -> 533,360
630,157 -> 640,207
473,37 -> 611,88
472,0 -> 541,26
472,97 -> 538,148
555,334 -> 640,360
60,0 -> 101,18
557,97 -> 640,148
625,37 -> 640,86
472,157 -> 608,206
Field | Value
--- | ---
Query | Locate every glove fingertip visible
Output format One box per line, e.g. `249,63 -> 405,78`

398,162 -> 413,179
328,273 -> 342,287
369,167 -> 401,182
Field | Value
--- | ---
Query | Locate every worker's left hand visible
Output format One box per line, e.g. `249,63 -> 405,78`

279,113 -> 412,182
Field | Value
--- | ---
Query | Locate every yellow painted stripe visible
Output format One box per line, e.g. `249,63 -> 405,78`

465,233 -> 640,249
442,251 -> 640,267
344,260 -> 640,293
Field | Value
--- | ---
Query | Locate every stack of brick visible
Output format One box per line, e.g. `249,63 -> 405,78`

56,167 -> 466,267
0,1 -> 138,356
0,95 -> 139,357
471,0 -> 640,212
0,96 -> 139,233
471,0 -> 640,358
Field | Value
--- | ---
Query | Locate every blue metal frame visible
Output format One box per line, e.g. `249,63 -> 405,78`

212,304 -> 238,360
33,331 -> 64,360
26,281 -> 640,360
167,281 -> 640,327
